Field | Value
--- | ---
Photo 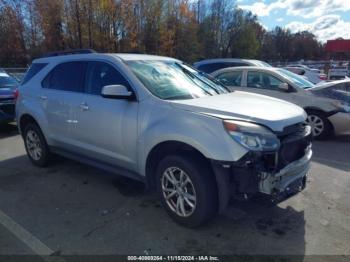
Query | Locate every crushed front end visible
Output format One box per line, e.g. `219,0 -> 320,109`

212,122 -> 312,213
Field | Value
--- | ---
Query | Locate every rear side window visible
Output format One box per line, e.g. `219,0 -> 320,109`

42,62 -> 85,92
85,61 -> 130,95
216,71 -> 242,86
22,63 -> 47,85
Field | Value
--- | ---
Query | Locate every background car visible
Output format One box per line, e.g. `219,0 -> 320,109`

284,66 -> 327,84
193,58 -> 271,74
212,66 -> 350,139
0,72 -> 18,126
328,65 -> 349,80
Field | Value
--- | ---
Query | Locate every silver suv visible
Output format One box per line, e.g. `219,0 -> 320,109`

17,51 -> 312,227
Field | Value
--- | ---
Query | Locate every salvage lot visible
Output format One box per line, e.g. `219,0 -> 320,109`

0,124 -> 350,256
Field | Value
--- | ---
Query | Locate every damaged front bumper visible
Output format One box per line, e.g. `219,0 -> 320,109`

211,124 -> 312,213
259,146 -> 312,195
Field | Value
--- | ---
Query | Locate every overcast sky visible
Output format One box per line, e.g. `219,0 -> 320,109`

237,0 -> 350,43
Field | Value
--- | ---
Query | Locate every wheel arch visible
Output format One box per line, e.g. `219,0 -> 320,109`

145,140 -> 214,191
303,107 -> 335,137
19,114 -> 40,136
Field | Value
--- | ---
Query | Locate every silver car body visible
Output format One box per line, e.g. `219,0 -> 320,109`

212,66 -> 350,135
17,54 -> 311,209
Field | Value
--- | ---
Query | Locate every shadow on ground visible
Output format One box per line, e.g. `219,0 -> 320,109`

0,153 -> 306,256
0,123 -> 18,139
312,134 -> 350,171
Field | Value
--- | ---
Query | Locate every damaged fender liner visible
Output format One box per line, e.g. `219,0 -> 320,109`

210,146 -> 312,214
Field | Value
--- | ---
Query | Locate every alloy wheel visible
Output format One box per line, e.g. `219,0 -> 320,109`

161,167 -> 197,217
306,114 -> 324,137
26,130 -> 42,161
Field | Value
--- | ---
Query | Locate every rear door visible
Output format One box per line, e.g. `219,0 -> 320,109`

40,61 -> 86,146
70,61 -> 139,171
241,70 -> 298,103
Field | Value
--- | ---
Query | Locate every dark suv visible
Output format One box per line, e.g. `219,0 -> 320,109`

194,58 -> 271,74
0,72 -> 18,125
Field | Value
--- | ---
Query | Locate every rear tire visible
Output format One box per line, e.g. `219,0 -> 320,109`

305,110 -> 333,140
156,154 -> 218,227
23,123 -> 51,166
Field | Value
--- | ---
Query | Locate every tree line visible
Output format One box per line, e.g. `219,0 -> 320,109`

0,0 -> 325,67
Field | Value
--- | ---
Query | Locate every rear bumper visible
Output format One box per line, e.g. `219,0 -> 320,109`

328,112 -> 350,135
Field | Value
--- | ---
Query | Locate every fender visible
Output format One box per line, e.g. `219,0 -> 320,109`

136,102 -> 248,176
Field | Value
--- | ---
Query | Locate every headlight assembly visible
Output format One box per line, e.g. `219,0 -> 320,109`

223,120 -> 280,151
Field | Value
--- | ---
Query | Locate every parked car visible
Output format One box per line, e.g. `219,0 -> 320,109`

193,58 -> 271,74
0,72 -> 18,125
17,51 -> 312,227
310,80 -> 350,123
284,66 -> 327,84
328,66 -> 349,80
212,66 -> 350,139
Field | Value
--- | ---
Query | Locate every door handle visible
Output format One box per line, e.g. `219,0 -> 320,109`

79,102 -> 89,111
38,95 -> 47,100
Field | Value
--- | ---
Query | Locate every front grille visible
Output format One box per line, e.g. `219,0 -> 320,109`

277,124 -> 312,168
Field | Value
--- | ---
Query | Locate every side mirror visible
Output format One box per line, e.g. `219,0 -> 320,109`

101,85 -> 134,99
278,83 -> 289,92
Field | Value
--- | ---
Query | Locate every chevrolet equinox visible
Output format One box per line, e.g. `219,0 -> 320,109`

17,50 -> 312,227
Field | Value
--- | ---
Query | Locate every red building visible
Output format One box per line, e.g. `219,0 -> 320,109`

325,39 -> 350,59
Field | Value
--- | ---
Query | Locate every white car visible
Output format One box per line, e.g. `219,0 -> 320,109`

329,66 -> 349,80
212,66 -> 350,139
284,66 -> 327,84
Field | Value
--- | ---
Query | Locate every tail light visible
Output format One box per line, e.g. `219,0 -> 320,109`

13,88 -> 19,101
319,74 -> 327,81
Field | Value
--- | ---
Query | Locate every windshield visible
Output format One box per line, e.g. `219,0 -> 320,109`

0,75 -> 18,88
277,69 -> 314,89
127,60 -> 228,100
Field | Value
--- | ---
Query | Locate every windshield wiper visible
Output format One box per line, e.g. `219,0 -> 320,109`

178,66 -> 215,95
198,71 -> 230,93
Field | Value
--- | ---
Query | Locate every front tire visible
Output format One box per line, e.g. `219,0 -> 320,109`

305,110 -> 332,140
156,155 -> 217,227
23,123 -> 50,166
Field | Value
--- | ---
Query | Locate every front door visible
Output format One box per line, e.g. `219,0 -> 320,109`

70,61 -> 139,171
242,70 -> 297,104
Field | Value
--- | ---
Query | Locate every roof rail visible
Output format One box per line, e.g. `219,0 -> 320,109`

42,49 -> 97,58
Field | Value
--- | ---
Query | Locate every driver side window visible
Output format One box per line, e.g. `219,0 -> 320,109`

85,61 -> 130,95
247,71 -> 284,90
216,71 -> 242,86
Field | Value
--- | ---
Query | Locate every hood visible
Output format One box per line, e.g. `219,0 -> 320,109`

309,84 -> 350,104
170,91 -> 306,132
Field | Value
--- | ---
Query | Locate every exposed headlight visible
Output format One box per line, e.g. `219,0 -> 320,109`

223,120 -> 280,151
